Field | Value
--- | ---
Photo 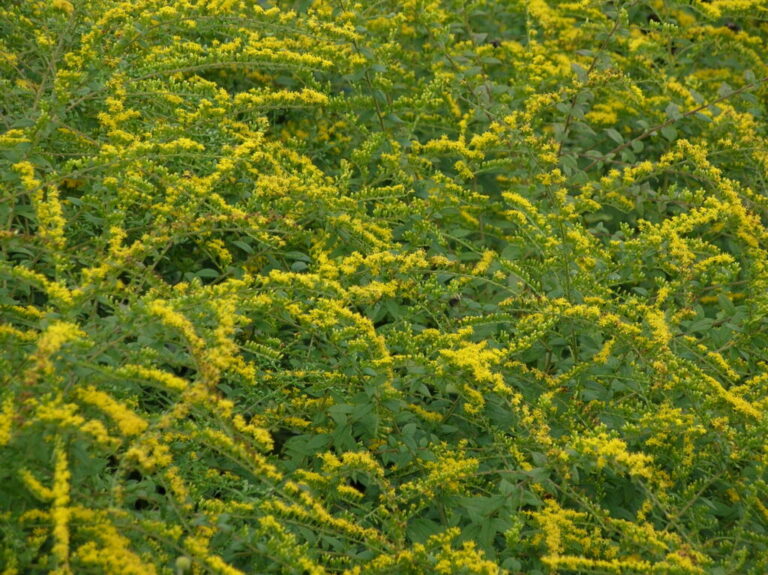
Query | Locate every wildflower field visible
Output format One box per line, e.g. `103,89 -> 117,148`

2,0 -> 768,573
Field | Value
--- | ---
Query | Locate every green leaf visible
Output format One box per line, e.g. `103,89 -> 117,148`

605,128 -> 623,144
661,125 -> 677,141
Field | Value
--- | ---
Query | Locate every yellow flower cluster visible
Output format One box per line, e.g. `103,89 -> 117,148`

575,431 -> 667,485
3,0 -> 768,572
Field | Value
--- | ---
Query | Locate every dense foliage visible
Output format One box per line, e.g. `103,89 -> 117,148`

2,0 -> 768,573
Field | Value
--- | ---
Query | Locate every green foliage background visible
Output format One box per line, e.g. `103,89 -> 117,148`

2,0 -> 768,573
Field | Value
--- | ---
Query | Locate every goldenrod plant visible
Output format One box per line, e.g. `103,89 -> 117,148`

2,0 -> 768,573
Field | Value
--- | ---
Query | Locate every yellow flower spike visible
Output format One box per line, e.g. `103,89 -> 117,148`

470,250 -> 495,275
231,414 -> 273,452
25,322 -> 86,386
31,185 -> 68,256
645,307 -> 672,348
0,396 -> 15,446
124,434 -> 173,473
51,440 -> 72,574
19,468 -> 54,502
76,386 -> 148,437
162,466 -> 190,509
146,299 -> 214,381
117,364 -> 188,392
12,161 -> 40,191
